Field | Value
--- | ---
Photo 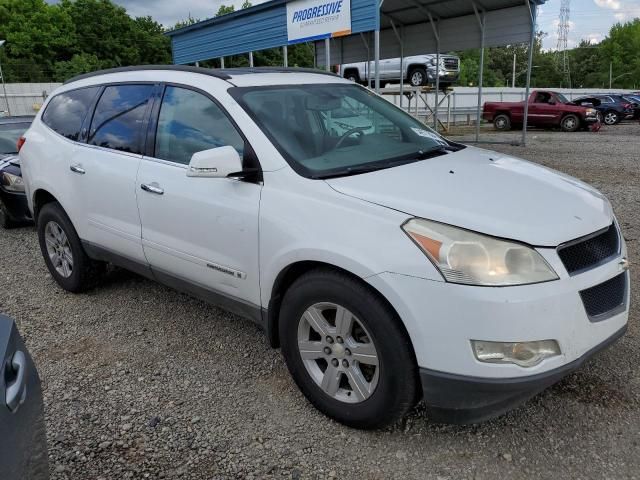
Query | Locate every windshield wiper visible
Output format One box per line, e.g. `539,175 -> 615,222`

312,146 -> 449,179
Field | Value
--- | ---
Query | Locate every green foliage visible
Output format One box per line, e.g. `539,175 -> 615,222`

0,0 -> 170,82
216,5 -> 235,17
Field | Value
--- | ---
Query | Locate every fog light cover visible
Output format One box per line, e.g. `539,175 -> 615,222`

471,340 -> 561,368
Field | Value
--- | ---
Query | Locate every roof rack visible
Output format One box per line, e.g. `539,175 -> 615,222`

64,65 -> 233,85
218,67 -> 339,77
64,65 -> 339,85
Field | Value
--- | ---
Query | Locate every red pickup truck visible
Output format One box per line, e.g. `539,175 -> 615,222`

483,90 -> 600,132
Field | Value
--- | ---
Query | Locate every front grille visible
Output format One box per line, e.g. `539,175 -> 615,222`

580,272 -> 627,321
557,224 -> 620,275
444,58 -> 459,70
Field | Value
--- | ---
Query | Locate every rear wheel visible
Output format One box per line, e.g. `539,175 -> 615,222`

561,114 -> 580,132
493,113 -> 511,131
344,70 -> 360,83
603,110 -> 619,125
37,202 -> 104,292
279,269 -> 418,429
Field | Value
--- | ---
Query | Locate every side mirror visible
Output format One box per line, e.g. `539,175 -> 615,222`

548,101 -> 556,105
187,146 -> 242,178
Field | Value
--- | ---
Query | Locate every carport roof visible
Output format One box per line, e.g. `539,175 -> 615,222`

380,0 -> 546,28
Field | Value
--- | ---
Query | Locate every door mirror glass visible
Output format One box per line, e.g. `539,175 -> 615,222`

187,146 -> 242,178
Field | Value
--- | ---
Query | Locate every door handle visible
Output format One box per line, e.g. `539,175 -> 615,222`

70,165 -> 85,174
141,183 -> 164,195
5,350 -> 27,412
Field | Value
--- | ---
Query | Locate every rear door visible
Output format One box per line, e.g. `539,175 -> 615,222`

69,83 -> 155,263
0,314 -> 49,480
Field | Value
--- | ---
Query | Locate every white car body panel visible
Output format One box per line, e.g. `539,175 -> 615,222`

326,146 -> 613,247
20,68 -> 629,395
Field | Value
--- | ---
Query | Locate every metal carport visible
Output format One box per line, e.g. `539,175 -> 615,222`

167,0 -> 546,145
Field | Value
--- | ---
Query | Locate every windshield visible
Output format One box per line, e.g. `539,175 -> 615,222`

230,84 -> 454,178
0,122 -> 30,154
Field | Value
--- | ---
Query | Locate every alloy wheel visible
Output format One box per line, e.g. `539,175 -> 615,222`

44,221 -> 74,278
604,112 -> 618,125
563,117 -> 577,130
297,302 -> 379,403
410,71 -> 424,86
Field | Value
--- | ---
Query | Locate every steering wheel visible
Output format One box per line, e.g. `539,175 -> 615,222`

334,126 -> 370,149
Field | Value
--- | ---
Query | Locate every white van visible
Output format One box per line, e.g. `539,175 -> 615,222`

20,66 -> 629,428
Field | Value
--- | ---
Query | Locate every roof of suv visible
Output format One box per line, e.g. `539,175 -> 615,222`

64,65 -> 341,87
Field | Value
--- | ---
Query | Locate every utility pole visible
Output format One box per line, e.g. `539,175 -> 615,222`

609,62 -> 612,89
512,52 -> 516,88
555,0 -> 571,88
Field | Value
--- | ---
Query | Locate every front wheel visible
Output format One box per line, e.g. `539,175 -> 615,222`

408,67 -> 427,87
561,114 -> 580,132
279,269 -> 419,429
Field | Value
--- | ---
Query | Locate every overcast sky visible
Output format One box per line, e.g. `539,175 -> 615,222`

48,0 -> 640,50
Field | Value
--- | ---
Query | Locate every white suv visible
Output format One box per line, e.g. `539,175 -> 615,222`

20,66 -> 630,429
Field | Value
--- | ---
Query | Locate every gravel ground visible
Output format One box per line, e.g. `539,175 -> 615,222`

1,123 -> 638,479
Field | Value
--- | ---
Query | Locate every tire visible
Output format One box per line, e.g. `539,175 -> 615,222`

603,110 -> 619,125
37,202 -> 104,293
493,113 -> 511,131
343,70 -> 360,83
408,67 -> 427,87
561,114 -> 580,132
279,269 -> 419,429
0,201 -> 16,229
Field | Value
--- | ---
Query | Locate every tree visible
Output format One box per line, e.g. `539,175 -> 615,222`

216,5 -> 235,16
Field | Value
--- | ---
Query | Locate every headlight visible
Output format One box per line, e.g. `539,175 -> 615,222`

471,339 -> 561,367
586,108 -> 597,116
402,218 -> 558,286
1,172 -> 25,192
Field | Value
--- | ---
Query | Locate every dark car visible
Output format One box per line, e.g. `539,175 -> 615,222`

621,95 -> 640,120
572,95 -> 634,125
0,116 -> 34,228
0,314 -> 49,479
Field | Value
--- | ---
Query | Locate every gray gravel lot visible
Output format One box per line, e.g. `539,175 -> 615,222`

1,123 -> 638,479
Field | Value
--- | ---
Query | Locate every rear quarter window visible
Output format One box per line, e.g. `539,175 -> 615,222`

41,87 -> 100,141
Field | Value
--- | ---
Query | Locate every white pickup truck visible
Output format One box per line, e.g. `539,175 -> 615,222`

339,54 -> 460,88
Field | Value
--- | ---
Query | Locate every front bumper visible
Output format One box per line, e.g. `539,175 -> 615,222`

420,324 -> 627,424
0,187 -> 32,223
366,241 -> 630,423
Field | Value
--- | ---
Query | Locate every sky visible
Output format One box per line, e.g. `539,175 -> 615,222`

48,0 -> 640,50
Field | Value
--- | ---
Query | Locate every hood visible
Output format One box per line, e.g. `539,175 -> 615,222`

326,147 -> 613,247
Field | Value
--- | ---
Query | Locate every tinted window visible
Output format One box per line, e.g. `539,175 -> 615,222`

42,88 -> 99,141
0,122 -> 31,154
154,86 -> 244,165
89,84 -> 154,154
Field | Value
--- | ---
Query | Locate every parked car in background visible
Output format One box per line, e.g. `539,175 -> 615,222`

339,54 -> 460,88
0,314 -> 49,480
21,66 -> 629,429
572,95 -> 634,125
0,116 -> 33,228
483,90 -> 599,132
621,94 -> 640,120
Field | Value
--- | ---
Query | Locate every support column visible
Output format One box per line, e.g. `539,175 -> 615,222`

249,51 -> 254,67
522,0 -> 536,146
374,29 -> 380,93
324,38 -> 330,72
390,21 -> 404,108
472,2 -> 486,142
220,57 -> 225,68
283,45 -> 288,67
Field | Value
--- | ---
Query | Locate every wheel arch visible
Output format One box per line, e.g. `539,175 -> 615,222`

32,188 -> 60,222
265,260 -> 410,355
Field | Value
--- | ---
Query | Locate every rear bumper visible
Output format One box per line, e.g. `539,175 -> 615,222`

420,324 -> 627,424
